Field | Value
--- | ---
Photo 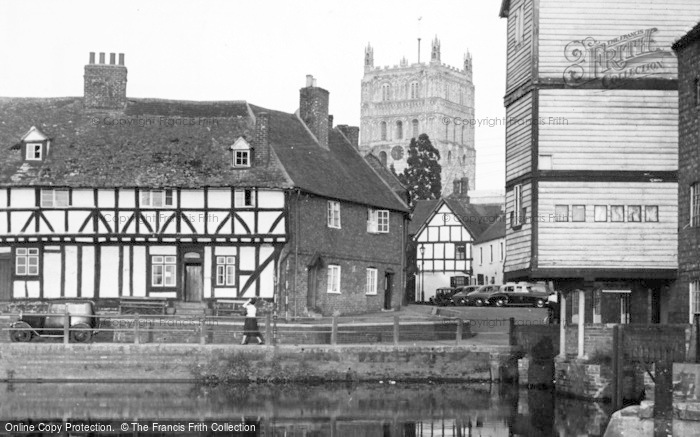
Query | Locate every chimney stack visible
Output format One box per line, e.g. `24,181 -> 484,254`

452,177 -> 470,200
299,75 -> 330,150
337,125 -> 360,150
254,112 -> 270,166
84,51 -> 128,110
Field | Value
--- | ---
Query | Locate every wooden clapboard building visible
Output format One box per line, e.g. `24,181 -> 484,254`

0,53 -> 409,316
499,0 -> 700,324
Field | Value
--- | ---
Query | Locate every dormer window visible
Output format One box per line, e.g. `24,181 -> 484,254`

20,126 -> 50,162
230,137 -> 253,168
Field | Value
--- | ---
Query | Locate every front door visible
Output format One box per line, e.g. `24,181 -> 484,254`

307,267 -> 318,310
0,255 -> 11,300
384,273 -> 393,310
185,264 -> 203,302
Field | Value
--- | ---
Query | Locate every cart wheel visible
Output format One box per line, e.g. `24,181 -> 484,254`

71,323 -> 93,343
10,322 -> 33,342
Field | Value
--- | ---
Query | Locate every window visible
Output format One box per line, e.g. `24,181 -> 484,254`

151,256 -> 176,287
512,184 -> 524,227
412,119 -> 419,138
500,242 -> 504,261
327,265 -> 341,294
410,81 -> 419,99
479,247 -> 483,265
366,268 -> 378,295
645,205 -> 659,222
141,189 -> 174,208
380,121 -> 388,141
489,245 -> 494,263
554,205 -> 569,222
572,205 -> 586,222
327,201 -> 341,229
26,143 -> 42,160
592,290 -> 602,323
514,5 -> 524,45
15,248 -> 39,276
215,256 -> 236,286
539,155 -> 552,170
234,150 -> 250,167
367,209 -> 389,233
690,281 -> 700,324
611,205 -> 625,222
396,121 -> 403,140
691,183 -> 700,227
456,244 -> 466,260
381,83 -> 390,101
378,151 -> 387,167
234,189 -> 254,207
594,205 -> 608,222
41,189 -> 70,207
571,291 -> 579,323
627,205 -> 641,222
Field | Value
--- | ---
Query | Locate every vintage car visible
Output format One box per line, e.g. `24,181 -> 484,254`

451,285 -> 483,306
9,301 -> 99,343
460,284 -> 502,306
430,287 -> 460,306
487,282 -> 554,308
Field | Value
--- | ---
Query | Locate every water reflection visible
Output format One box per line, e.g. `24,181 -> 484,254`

0,382 -> 611,436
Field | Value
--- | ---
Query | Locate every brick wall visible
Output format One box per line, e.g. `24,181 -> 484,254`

83,54 -> 127,110
564,325 -> 614,357
282,193 -> 406,316
676,37 -> 700,325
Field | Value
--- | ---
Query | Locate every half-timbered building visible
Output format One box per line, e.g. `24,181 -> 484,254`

499,0 -> 700,324
412,192 -> 501,302
0,54 -> 409,316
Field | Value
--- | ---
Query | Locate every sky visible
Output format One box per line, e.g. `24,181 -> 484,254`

0,0 -> 507,191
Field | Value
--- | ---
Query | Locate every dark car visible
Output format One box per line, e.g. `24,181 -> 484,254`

451,285 -> 484,306
460,284 -> 502,306
9,301 -> 99,343
430,287 -> 460,306
488,283 -> 554,308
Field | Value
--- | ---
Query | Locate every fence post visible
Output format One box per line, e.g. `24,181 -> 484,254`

456,319 -> 463,345
393,315 -> 399,345
611,325 -> 623,411
509,317 -> 516,346
134,314 -> 140,345
331,316 -> 338,345
63,307 -> 70,345
695,314 -> 700,363
199,317 -> 206,345
265,314 -> 272,344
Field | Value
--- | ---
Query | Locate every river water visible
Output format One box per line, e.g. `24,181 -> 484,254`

0,382 -> 611,436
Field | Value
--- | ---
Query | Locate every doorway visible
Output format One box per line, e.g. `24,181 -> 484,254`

0,255 -> 11,300
183,250 -> 203,302
384,272 -> 394,310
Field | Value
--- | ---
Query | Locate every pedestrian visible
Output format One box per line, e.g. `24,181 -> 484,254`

241,298 -> 264,345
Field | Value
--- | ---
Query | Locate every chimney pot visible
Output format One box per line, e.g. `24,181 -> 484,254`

118,53 -> 125,65
312,78 -> 317,87
306,75 -> 314,87
99,52 -> 105,64
109,53 -> 116,65
89,52 -> 95,64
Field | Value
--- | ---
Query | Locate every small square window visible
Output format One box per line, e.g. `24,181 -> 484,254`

554,205 -> 569,222
611,205 -> 625,222
234,189 -> 254,207
234,150 -> 250,167
26,143 -> 42,160
327,201 -> 341,229
628,205 -> 641,222
645,206 -> 659,222
594,205 -> 608,222
572,205 -> 585,222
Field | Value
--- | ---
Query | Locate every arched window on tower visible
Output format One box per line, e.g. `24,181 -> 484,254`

412,119 -> 419,138
462,155 -> 466,165
410,81 -> 419,99
380,122 -> 387,141
448,151 -> 452,162
381,83 -> 390,101
379,151 -> 387,167
396,121 -> 403,140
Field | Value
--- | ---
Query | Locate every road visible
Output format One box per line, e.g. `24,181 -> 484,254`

404,304 -> 551,333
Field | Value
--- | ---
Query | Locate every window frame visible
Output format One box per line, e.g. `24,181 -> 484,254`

26,143 -> 43,161
611,205 -> 625,222
141,189 -> 174,208
150,255 -> 177,288
327,201 -> 341,229
234,189 -> 254,208
691,183 -> 700,227
15,247 -> 40,276
455,244 -> 467,260
513,4 -> 525,46
233,150 -> 251,168
381,83 -> 390,101
594,205 -> 608,222
366,268 -> 378,295
554,205 -> 569,222
512,184 -> 523,228
327,264 -> 341,294
215,256 -> 236,287
690,281 -> 700,324
380,121 -> 388,141
396,120 -> 403,140
627,205 -> 642,222
572,205 -> 586,222
412,119 -> 419,138
645,205 -> 659,222
500,241 -> 504,261
40,189 -> 71,208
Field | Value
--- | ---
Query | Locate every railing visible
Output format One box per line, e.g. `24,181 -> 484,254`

2,311 -> 468,346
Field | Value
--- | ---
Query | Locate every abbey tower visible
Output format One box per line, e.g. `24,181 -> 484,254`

360,37 -> 476,195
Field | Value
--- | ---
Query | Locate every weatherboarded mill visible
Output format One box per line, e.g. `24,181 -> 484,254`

0,54 -> 408,317
499,0 -> 700,327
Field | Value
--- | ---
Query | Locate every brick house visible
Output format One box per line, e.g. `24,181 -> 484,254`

0,53 -> 409,317
673,22 -> 700,323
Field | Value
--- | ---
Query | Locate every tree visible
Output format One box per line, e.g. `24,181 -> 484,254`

394,133 -> 442,204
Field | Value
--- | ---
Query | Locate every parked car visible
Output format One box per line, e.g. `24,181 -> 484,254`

488,282 -> 554,308
459,284 -> 502,306
9,300 -> 99,343
451,285 -> 486,306
431,287 -> 460,306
